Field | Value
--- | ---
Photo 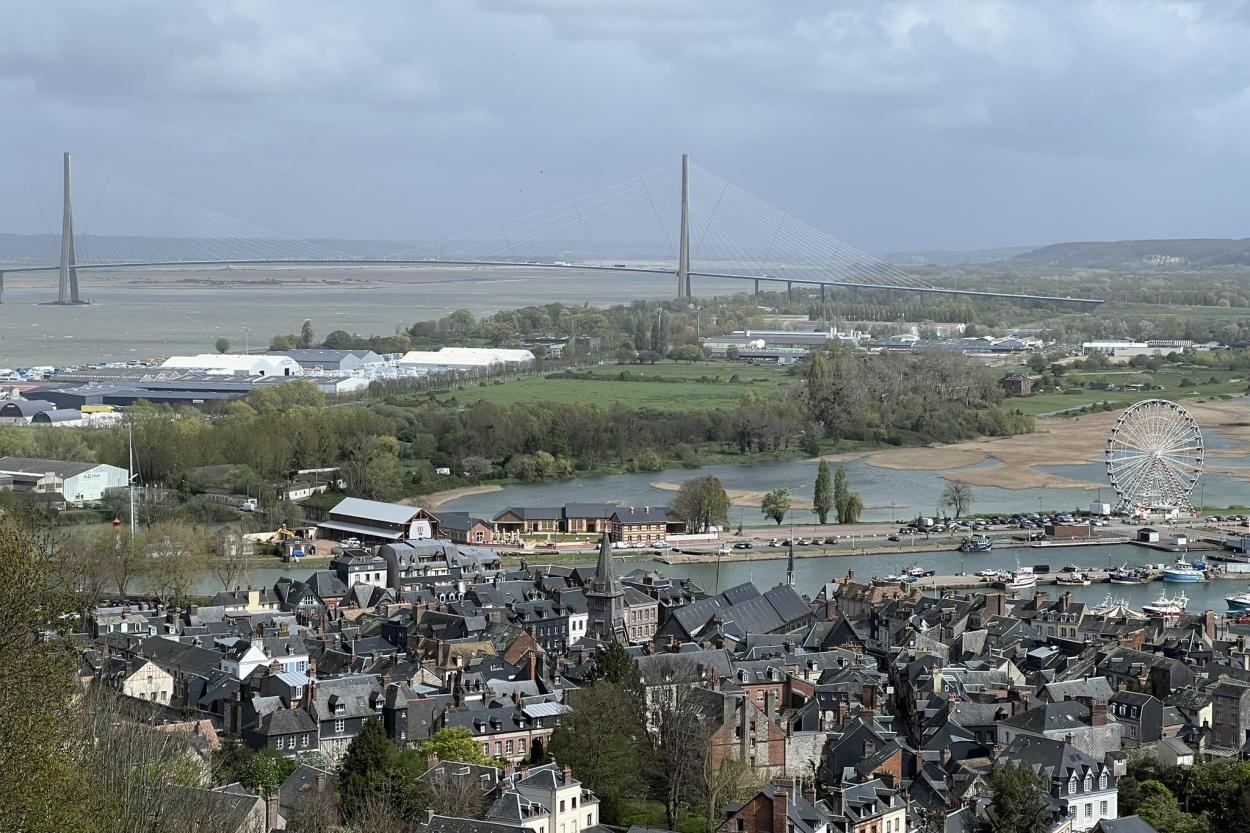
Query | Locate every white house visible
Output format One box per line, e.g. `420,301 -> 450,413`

103,657 -> 175,705
161,354 -> 300,377
0,456 -> 129,503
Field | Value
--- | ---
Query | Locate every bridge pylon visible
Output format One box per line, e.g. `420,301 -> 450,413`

677,153 -> 691,299
56,152 -> 82,305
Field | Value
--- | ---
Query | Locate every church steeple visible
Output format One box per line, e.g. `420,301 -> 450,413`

586,531 -> 627,641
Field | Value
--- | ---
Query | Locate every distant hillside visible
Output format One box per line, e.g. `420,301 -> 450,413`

1010,238 -> 1250,269
882,246 -> 1035,266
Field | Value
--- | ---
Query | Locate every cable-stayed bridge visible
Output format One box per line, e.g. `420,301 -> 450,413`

0,153 -> 1101,307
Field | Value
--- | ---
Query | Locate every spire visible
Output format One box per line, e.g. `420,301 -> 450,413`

786,537 -> 796,588
588,531 -> 622,597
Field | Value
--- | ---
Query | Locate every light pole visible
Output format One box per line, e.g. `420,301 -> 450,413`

242,326 -> 250,355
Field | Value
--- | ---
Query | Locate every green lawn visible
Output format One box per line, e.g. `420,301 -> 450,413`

1009,367 -> 1249,416
439,361 -> 797,411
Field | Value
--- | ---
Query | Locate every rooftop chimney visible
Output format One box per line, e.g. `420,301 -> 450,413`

772,786 -> 789,833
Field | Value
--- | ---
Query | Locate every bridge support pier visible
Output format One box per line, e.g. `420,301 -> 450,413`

753,278 -> 760,299
677,153 -> 691,299
820,284 -> 826,302
787,281 -> 793,301
0,271 -> 5,304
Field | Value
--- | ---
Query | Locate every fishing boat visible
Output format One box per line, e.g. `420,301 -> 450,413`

959,534 -> 992,553
1057,572 -> 1091,586
1108,564 -> 1149,585
1090,593 -> 1147,620
1142,591 -> 1189,619
1006,565 -> 1037,590
1227,587 -> 1250,612
1161,557 -> 1207,583
872,574 -> 907,586
905,565 -> 936,578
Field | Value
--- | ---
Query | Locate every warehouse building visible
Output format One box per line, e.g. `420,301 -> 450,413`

0,399 -> 55,424
160,354 -> 300,376
268,349 -> 383,373
0,456 -> 128,504
397,347 -> 535,372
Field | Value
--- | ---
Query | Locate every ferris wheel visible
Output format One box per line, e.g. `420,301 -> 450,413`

1105,399 -> 1204,513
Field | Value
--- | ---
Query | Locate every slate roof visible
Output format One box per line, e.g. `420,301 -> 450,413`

1000,700 -> 1095,734
1041,677 -> 1115,703
255,708 -> 317,737
1095,817 -> 1160,833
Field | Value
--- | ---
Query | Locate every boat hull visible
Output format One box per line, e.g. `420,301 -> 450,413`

1161,571 -> 1205,583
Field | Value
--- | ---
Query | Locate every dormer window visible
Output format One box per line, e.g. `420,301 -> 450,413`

1084,775 -> 1092,792
1099,772 -> 1107,790
1068,777 -> 1077,795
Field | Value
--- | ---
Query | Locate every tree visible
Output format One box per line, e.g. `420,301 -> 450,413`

672,476 -> 730,534
590,641 -> 641,688
239,746 -> 297,794
215,337 -> 230,354
0,515 -> 91,833
942,480 -> 974,518
1135,780 -> 1209,833
300,319 -> 315,349
979,762 -> 1050,833
142,521 -> 210,600
550,683 -> 645,824
813,461 -> 834,525
832,465 -> 863,524
648,682 -> 709,831
422,726 -> 490,767
697,755 -> 755,833
339,719 -> 401,820
761,487 -> 791,525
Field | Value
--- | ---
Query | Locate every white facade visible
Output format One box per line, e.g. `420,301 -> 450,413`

566,611 -> 588,644
161,354 -> 300,377
0,458 -> 129,503
118,659 -> 174,704
1063,781 -> 1117,832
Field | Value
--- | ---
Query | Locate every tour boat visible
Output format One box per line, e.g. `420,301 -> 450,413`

1006,565 -> 1037,590
1142,591 -> 1189,619
1226,587 -> 1250,612
1161,557 -> 1207,583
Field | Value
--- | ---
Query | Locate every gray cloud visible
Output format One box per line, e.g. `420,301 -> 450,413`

2,0 -> 1250,252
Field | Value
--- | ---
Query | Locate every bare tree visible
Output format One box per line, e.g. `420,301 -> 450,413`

942,480 -> 974,518
143,521 -> 210,600
648,680 -> 711,831
698,754 -> 756,833
285,781 -> 341,833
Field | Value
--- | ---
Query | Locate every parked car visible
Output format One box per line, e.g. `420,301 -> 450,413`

732,542 -> 753,549
823,536 -> 840,545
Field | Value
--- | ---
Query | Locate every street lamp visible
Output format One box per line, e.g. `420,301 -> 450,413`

242,326 -> 251,355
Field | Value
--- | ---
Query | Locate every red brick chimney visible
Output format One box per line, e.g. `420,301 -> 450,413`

1090,700 -> 1107,727
1203,609 -> 1216,640
772,786 -> 789,833
862,682 -> 878,712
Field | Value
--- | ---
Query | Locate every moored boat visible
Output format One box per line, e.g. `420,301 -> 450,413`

959,535 -> 992,553
1057,572 -> 1091,586
1227,587 -> 1250,612
1142,591 -> 1188,618
1006,565 -> 1037,590
1162,557 -> 1207,583
1108,563 -> 1149,585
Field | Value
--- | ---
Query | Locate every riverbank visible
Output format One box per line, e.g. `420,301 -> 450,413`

412,484 -> 504,510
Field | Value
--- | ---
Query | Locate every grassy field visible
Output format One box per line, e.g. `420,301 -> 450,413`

1010,367 -> 1249,416
439,360 -> 798,411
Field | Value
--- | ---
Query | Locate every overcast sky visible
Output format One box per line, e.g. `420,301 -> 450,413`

3,0 -> 1250,253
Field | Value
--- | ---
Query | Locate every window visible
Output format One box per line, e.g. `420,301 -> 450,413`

1085,804 -> 1092,819
301,734 -> 310,747
1099,772 -> 1107,789
334,719 -> 345,735
572,796 -> 578,808
519,738 -> 527,752
506,740 -> 513,755
560,800 -> 566,813
1084,775 -> 1092,791
287,736 -> 297,750
1099,801 -> 1108,816
495,742 -> 502,755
